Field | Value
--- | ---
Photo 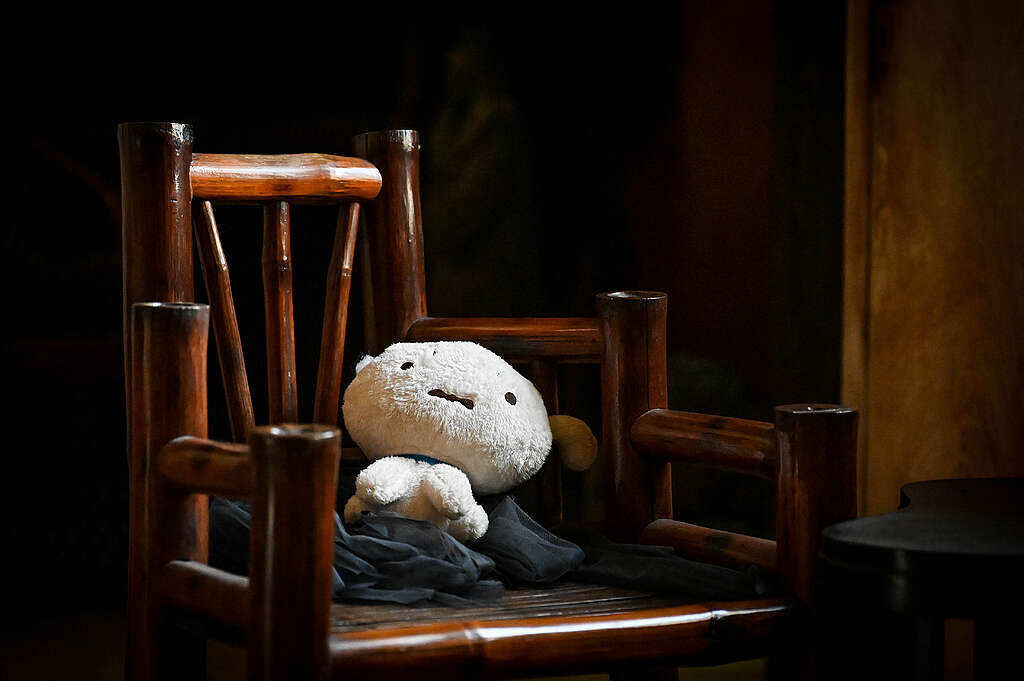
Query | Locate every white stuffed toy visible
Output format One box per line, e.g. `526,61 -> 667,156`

342,341 -> 597,542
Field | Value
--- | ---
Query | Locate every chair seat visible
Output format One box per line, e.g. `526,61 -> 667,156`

330,583 -> 684,632
328,583 -> 796,677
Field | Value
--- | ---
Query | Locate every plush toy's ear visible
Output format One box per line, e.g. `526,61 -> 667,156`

549,415 -> 598,471
354,354 -> 375,374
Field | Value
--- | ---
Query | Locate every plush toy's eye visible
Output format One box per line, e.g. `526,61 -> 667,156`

401,361 -> 414,370
505,392 -> 517,405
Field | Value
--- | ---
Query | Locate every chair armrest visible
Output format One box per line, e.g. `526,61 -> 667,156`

159,560 -> 249,633
158,436 -> 252,498
630,408 -> 776,479
640,519 -> 777,574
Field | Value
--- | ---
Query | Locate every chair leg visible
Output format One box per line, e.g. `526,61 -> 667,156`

773,404 -> 858,680
248,424 -> 341,681
597,291 -> 671,542
122,122 -> 202,681
774,404 -> 858,608
128,302 -> 210,680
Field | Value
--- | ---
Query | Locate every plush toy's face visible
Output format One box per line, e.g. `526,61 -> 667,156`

342,342 -> 552,495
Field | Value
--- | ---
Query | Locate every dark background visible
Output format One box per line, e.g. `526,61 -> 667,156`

1,4 -> 844,676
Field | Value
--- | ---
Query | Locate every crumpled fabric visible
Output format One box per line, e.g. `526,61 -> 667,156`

210,495 -> 769,605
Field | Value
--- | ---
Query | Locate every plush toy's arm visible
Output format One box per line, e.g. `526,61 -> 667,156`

344,459 -> 490,542
421,464 -> 475,518
421,464 -> 489,542
354,457 -> 424,505
343,456 -> 425,525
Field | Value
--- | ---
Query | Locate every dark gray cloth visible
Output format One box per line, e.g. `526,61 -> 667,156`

210,495 -> 768,605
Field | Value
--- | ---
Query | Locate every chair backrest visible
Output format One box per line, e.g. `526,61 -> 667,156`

120,122 -> 382,445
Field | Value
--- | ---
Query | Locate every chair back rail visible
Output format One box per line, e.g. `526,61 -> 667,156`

405,317 -> 603,362
190,153 -> 381,203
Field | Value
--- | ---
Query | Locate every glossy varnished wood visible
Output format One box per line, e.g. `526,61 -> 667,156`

406,317 -> 603,362
119,123 -> 195,447
261,202 -> 298,423
190,153 -> 381,203
129,303 -> 209,681
353,130 -> 428,353
598,292 -> 671,541
314,203 -> 360,426
640,519 -> 777,575
248,425 -> 340,681
774,404 -> 858,607
157,436 -> 252,498
631,408 -> 776,479
193,200 -> 255,441
329,597 -> 796,678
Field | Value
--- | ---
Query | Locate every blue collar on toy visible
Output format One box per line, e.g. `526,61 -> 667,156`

395,453 -> 446,466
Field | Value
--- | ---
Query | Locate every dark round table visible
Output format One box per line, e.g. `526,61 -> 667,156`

820,478 -> 1024,679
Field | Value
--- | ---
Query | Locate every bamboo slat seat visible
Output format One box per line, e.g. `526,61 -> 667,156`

328,594 -> 796,679
330,583 -> 716,632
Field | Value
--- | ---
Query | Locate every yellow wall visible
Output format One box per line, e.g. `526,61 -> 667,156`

843,0 -> 1024,514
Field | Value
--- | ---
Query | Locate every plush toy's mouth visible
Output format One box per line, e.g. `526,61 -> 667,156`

427,388 -> 475,410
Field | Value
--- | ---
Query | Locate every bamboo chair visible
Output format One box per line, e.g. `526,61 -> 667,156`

121,123 -> 858,680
